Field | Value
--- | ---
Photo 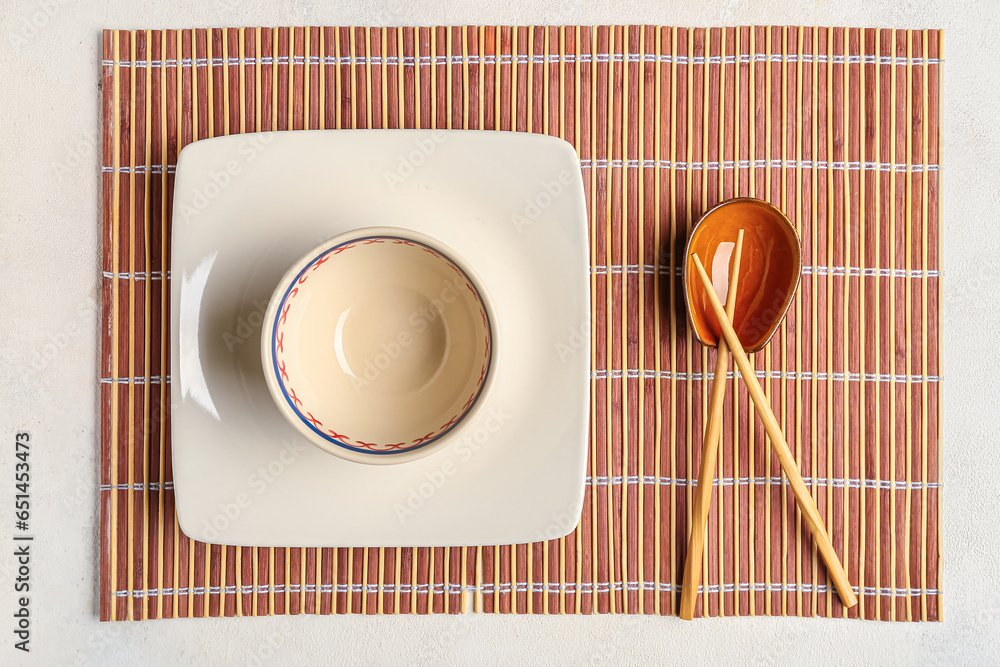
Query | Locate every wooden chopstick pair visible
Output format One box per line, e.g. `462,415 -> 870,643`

679,230 -> 858,620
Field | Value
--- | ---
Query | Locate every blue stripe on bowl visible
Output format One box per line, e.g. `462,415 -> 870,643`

269,235 -> 493,456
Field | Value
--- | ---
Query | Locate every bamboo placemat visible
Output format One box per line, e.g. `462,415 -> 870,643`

100,25 -> 942,621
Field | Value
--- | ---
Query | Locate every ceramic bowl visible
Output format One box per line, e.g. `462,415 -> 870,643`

683,198 -> 802,353
261,227 -> 497,465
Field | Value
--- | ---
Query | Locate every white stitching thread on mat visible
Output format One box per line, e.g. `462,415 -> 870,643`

98,266 -> 939,281
801,266 -> 942,277
101,53 -> 943,68
586,475 -> 941,490
97,371 -> 940,385
112,581 -> 941,598
102,165 -> 176,174
98,477 -> 940,492
101,160 -> 941,174
98,478 -> 940,491
590,265 -> 941,278
477,581 -> 940,595
99,376 -> 171,385
580,158 -> 940,172
102,270 -> 170,280
593,264 -> 681,275
113,582 -> 473,597
100,482 -> 174,491
591,369 -> 941,383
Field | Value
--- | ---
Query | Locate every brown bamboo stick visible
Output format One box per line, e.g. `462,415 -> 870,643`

172,26 -> 183,621
603,24 -> 616,615
858,27 -> 868,620
108,29 -> 121,623
731,26 -> 743,618
652,24 -> 665,617
824,26 -> 836,618
715,28 -> 727,618
697,27 -> 710,617
570,24 -> 583,617
679,229 -> 745,620
582,25 -> 596,617
919,27 -> 930,623
792,24 -> 805,619
691,253 -> 858,610
779,25 -> 789,619
809,25 -> 821,619
620,23 -> 631,616
934,30 -> 944,622
762,26 -> 773,617
682,27 -> 695,619
636,23 -> 647,617
141,29 -> 155,621
747,26 -> 757,616
840,26 -> 851,621
666,25 -> 679,617
158,27 -> 169,621
873,26 -> 883,622
127,28 -> 137,622
903,28 -> 914,622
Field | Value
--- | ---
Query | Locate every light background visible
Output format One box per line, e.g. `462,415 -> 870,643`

0,0 -> 996,664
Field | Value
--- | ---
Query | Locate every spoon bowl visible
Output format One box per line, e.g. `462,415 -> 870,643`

682,198 -> 801,353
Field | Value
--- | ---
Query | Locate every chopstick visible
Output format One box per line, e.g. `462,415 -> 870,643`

679,230 -> 745,620
691,252 -> 859,610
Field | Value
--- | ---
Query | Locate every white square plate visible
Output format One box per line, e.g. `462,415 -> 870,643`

171,130 -> 590,546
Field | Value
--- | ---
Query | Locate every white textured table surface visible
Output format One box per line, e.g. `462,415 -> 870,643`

1,1 -> 997,664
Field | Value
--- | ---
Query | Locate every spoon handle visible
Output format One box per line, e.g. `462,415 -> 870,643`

691,253 -> 859,610
679,231 -> 744,620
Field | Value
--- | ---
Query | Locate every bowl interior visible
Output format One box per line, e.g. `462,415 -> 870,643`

268,234 -> 492,458
684,198 -> 801,353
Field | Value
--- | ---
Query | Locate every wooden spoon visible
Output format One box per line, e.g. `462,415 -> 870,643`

682,198 -> 801,354
689,249 -> 858,610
